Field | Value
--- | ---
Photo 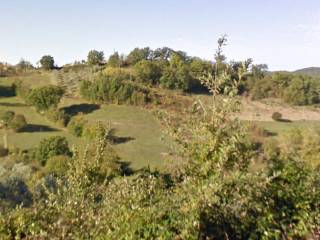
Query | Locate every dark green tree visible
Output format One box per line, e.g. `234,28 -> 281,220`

40,55 -> 55,70
27,85 -> 64,111
87,50 -> 104,65
36,136 -> 71,165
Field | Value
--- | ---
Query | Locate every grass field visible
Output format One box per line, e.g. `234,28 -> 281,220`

0,93 -> 172,169
0,96 -> 80,150
82,104 -> 173,170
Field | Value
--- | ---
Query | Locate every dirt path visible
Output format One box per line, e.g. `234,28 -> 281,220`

238,98 -> 320,121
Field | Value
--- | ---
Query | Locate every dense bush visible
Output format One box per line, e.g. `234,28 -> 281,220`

45,155 -> 70,176
67,115 -> 87,137
82,121 -> 107,140
87,50 -> 104,65
134,60 -> 162,85
271,111 -> 282,121
250,72 -> 320,105
9,114 -> 27,132
27,85 -> 64,111
36,136 -> 71,166
40,55 -> 55,70
45,108 -> 71,127
80,76 -> 151,105
0,145 -> 8,157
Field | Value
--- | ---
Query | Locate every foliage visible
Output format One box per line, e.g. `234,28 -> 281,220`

82,121 -> 107,140
250,72 -> 320,105
127,47 -> 152,65
45,108 -> 71,127
107,52 -> 122,67
67,115 -> 87,137
39,55 -> 55,70
87,50 -> 104,65
0,111 -> 15,126
271,111 -> 282,121
9,114 -> 27,132
80,76 -> 150,105
45,155 -> 70,176
134,60 -> 162,85
36,136 -> 71,166
27,85 -> 64,111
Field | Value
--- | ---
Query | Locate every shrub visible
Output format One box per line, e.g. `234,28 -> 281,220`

45,155 -> 70,176
271,111 -> 282,121
46,109 -> 71,127
134,60 -> 162,85
36,136 -> 71,166
27,86 -> 64,111
9,114 -> 27,132
82,122 -> 107,140
80,76 -> 151,105
67,115 -> 87,137
0,145 -> 8,157
87,50 -> 104,65
40,55 -> 55,70
0,111 -> 15,126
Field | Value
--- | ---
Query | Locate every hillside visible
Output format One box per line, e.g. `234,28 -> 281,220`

293,67 -> 320,77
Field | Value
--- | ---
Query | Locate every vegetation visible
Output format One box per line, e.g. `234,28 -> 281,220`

87,50 -> 104,65
271,111 -> 282,121
39,55 -> 55,70
27,85 -> 64,111
0,37 -> 319,239
36,136 -> 71,165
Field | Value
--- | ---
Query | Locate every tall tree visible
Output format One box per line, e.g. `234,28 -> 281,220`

87,50 -> 104,65
40,55 -> 55,70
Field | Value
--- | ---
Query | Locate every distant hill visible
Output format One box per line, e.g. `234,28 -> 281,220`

293,67 -> 320,77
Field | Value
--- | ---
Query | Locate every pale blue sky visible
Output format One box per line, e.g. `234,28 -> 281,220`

0,0 -> 319,70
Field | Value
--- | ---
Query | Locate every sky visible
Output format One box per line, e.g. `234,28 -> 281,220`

0,0 -> 319,71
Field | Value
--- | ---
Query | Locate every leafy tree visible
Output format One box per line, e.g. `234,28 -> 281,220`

36,136 -> 71,165
134,60 -> 162,85
160,53 -> 193,91
87,50 -> 104,65
27,85 -> 64,111
127,47 -> 152,65
39,55 -> 55,70
107,52 -> 120,67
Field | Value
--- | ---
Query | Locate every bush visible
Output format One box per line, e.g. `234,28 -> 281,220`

87,50 -> 104,65
0,145 -> 8,157
46,109 -> 71,127
67,115 -> 87,137
82,122 -> 107,140
271,111 -> 282,121
134,60 -> 162,85
40,55 -> 54,70
80,76 -> 151,105
0,111 -> 15,126
45,155 -> 70,176
27,86 -> 64,111
36,136 -> 71,166
9,114 -> 27,132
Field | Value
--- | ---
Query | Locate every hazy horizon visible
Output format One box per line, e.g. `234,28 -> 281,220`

1,0 -> 319,71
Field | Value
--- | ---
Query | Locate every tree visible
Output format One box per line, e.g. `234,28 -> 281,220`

127,47 -> 152,65
36,136 -> 71,165
160,53 -> 193,91
16,59 -> 33,72
27,85 -> 64,111
40,55 -> 55,70
87,50 -> 104,65
107,52 -> 121,67
134,60 -> 162,85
